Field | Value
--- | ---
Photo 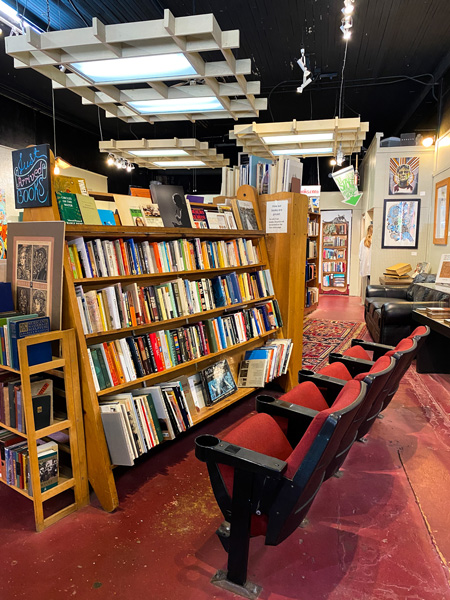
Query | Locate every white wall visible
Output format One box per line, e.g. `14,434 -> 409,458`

320,192 -> 362,296
361,139 -> 435,282
427,132 -> 450,270
63,165 -> 108,193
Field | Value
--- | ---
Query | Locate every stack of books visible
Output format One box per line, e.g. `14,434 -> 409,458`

425,306 -> 450,319
383,263 -> 412,281
237,339 -> 293,387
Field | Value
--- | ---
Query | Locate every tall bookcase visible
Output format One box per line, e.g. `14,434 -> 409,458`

256,189 -> 308,391
305,211 -> 321,315
23,178 -> 291,513
321,216 -> 349,295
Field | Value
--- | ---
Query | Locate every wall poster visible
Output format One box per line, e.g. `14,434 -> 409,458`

388,157 -> 420,195
382,198 -> 420,249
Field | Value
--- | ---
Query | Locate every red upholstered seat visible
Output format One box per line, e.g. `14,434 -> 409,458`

281,381 -> 329,411
354,355 -> 392,381
318,361 -> 352,381
385,337 -> 414,357
343,345 -> 371,360
408,326 -> 428,339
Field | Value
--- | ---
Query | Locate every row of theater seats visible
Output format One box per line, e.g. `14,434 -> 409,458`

195,325 -> 430,597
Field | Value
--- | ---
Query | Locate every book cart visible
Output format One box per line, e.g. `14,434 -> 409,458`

321,216 -> 349,295
0,329 -> 89,531
304,211 -> 321,315
23,179 -> 299,513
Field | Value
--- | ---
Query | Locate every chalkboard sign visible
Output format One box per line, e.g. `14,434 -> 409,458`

12,144 -> 52,209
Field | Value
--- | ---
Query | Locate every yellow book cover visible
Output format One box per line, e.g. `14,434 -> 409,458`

201,241 -> 210,269
96,292 -> 108,331
241,273 -> 251,301
76,194 -> 102,225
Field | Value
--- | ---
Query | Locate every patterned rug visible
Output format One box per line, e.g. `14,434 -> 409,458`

302,318 -> 368,371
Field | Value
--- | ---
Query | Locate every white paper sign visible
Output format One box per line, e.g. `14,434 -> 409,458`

266,200 -> 288,233
301,185 -> 321,197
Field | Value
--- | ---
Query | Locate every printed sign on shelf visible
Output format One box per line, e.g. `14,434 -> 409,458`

266,200 -> 288,233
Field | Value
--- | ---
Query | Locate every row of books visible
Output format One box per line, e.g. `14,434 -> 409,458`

323,274 -> 346,288
0,373 -> 53,433
76,269 -> 275,334
323,261 -> 346,273
0,313 -> 51,370
0,432 -> 58,495
306,263 -> 317,281
67,236 -> 261,280
323,223 -> 347,235
305,287 -> 319,308
100,360 -> 239,466
237,339 -> 293,387
307,219 -> 319,236
323,236 -> 346,247
87,300 -> 282,391
323,248 -> 346,260
307,240 -> 317,259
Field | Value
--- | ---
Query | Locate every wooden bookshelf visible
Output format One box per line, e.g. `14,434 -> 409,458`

256,189 -> 309,391
305,211 -> 321,316
0,329 -> 89,531
23,174 -> 289,513
321,216 -> 349,295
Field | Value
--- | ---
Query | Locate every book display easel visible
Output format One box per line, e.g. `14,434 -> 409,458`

257,190 -> 308,391
0,329 -> 89,531
321,216 -> 349,295
305,211 -> 321,315
23,170 -> 291,512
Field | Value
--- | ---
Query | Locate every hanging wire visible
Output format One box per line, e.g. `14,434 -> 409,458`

97,106 -> 104,141
338,40 -> 349,118
317,156 -> 320,185
51,86 -> 57,155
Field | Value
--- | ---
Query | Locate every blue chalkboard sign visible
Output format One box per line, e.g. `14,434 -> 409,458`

12,144 -> 52,209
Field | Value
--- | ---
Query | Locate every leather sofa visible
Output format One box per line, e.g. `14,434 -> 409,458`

364,274 -> 449,345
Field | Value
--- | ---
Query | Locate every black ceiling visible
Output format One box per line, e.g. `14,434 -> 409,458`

1,0 -> 450,173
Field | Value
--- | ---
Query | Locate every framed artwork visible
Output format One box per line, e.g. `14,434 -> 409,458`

7,221 -> 65,329
382,198 -> 420,249
436,254 -> 450,285
388,157 -> 420,195
433,178 -> 450,245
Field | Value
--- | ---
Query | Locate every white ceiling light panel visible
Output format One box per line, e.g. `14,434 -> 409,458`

5,10 -> 267,123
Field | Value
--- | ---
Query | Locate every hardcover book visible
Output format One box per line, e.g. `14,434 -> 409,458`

56,192 -> 83,224
200,359 -> 237,405
149,185 -> 195,228
9,316 -> 51,370
130,207 -> 146,227
141,204 -> 164,227
97,210 -> 116,226
75,194 -> 102,225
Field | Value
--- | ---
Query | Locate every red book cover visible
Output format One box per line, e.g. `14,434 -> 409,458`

138,287 -> 151,324
151,242 -> 163,273
148,333 -> 165,372
118,239 -> 130,276
107,342 -> 125,384
102,343 -> 120,386
136,336 -> 151,375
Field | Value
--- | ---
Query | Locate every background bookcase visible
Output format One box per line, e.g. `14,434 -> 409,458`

321,216 -> 349,295
305,211 -> 321,315
0,329 -> 89,531
23,178 -> 291,513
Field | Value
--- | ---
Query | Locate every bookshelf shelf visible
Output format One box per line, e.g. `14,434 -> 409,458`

24,179 -> 290,513
74,263 -> 266,286
0,329 -> 89,531
96,328 -> 280,397
85,295 -> 275,343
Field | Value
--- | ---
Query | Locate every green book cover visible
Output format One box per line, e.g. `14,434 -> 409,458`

56,192 -> 83,224
143,394 -> 164,444
75,194 -> 102,225
165,331 -> 178,367
205,320 -> 218,353
166,284 -> 179,318
91,344 -> 112,389
90,348 -> 107,390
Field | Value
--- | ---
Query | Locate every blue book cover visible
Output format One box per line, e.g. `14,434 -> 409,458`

215,317 -> 227,349
0,283 -> 14,312
127,239 -> 141,275
9,316 -> 51,370
98,209 -> 116,226
228,272 -> 242,304
211,277 -> 227,307
244,348 -> 271,360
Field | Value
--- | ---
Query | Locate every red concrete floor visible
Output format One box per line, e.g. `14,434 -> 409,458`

1,298 -> 450,600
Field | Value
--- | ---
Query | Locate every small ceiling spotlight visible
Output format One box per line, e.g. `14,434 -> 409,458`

296,48 -> 312,94
421,136 -> 434,148
340,0 -> 355,39
336,144 -> 344,166
107,153 -> 115,166
342,0 -> 354,15
330,158 -> 337,166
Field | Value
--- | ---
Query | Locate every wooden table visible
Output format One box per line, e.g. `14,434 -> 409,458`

412,310 -> 450,373
379,276 -> 413,286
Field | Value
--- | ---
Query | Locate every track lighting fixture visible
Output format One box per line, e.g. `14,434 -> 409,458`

340,0 -> 355,40
336,144 -> 344,166
107,153 -> 135,171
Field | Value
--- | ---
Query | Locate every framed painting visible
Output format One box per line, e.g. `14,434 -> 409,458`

388,157 -> 420,195
6,221 -> 65,329
382,198 -> 420,249
433,178 -> 450,245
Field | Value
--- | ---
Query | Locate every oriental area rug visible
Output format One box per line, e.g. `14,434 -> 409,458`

302,319 -> 368,371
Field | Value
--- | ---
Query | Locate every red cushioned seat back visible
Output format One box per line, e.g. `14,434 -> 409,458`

408,325 -> 430,354
381,337 -> 418,412
318,361 -> 352,381
280,381 -> 329,411
343,345 -> 371,360
386,337 -> 414,357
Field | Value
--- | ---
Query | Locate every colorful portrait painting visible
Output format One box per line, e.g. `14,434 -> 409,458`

389,157 -> 420,195
382,199 -> 421,249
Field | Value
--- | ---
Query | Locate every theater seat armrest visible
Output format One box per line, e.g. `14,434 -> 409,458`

329,352 -> 374,376
297,370 -> 347,406
195,434 -> 287,477
350,339 -> 394,360
256,396 -> 319,448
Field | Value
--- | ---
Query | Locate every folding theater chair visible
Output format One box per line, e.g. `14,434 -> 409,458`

257,354 -> 395,479
195,380 -> 367,599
